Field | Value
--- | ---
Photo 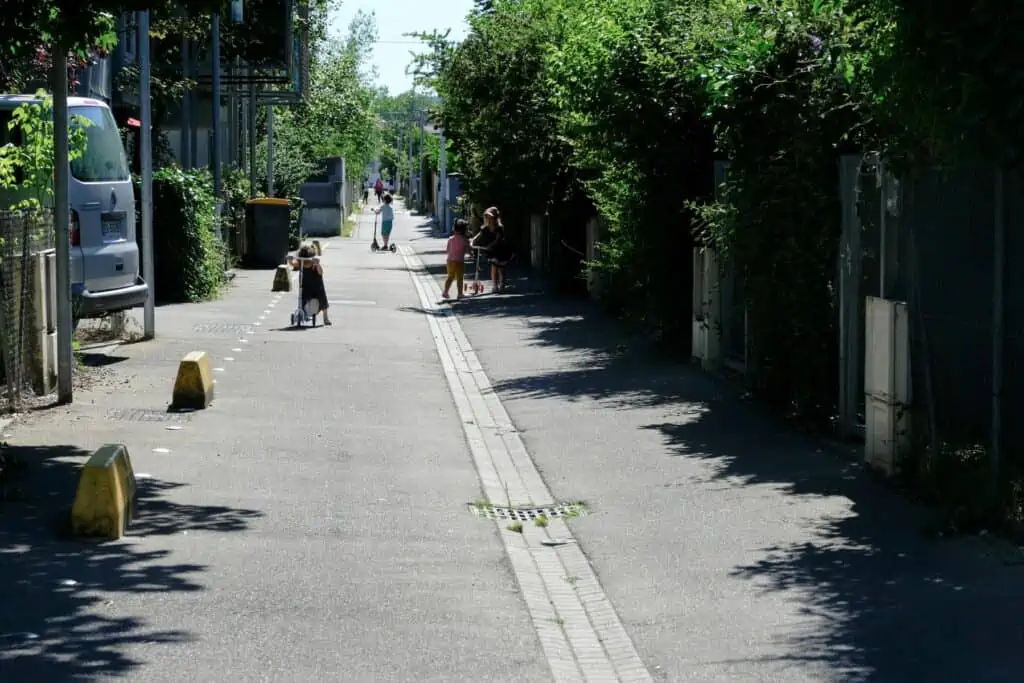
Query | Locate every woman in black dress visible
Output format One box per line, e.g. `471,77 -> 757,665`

471,206 -> 514,293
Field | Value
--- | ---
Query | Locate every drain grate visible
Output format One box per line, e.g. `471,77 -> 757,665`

107,408 -> 191,423
468,502 -> 587,522
192,322 -> 255,335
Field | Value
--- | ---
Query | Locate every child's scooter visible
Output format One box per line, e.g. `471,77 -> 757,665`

289,256 -> 322,328
369,210 -> 397,253
464,246 -> 487,295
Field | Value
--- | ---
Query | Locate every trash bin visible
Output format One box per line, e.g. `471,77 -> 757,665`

244,198 -> 291,268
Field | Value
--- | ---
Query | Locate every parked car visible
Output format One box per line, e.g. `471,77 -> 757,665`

0,94 -> 148,325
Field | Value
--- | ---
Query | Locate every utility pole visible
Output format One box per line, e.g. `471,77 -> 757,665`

395,133 -> 401,196
438,128 -> 448,235
418,113 -> 425,212
140,11 -> 156,339
52,42 -> 73,403
180,11 -> 192,168
248,82 -> 257,197
211,12 -> 223,205
266,105 -> 275,194
227,61 -> 236,167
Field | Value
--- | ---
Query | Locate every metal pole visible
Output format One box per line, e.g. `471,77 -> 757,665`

991,167 -> 1005,497
189,46 -> 198,167
419,113 -> 425,211
180,13 -> 191,168
438,128 -> 448,235
228,61 -> 237,168
140,11 -> 156,339
238,86 -> 246,170
211,13 -> 222,201
248,82 -> 257,197
52,43 -> 73,403
266,105 -> 275,195
879,160 -> 887,298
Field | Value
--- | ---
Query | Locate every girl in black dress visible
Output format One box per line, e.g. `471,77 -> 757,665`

471,206 -> 514,293
289,244 -> 332,325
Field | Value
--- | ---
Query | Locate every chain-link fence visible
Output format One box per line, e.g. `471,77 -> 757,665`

0,208 -> 55,412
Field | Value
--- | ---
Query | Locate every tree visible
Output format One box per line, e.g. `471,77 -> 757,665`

415,0 -> 881,418
373,89 -> 436,185
0,0 -> 232,91
411,0 -> 575,244
255,9 -> 381,198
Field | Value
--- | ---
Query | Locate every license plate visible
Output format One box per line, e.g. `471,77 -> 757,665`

102,219 -> 125,242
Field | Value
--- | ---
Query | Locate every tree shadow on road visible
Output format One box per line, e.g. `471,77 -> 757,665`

452,291 -> 1024,681
0,443 -> 263,680
644,407 -> 1024,682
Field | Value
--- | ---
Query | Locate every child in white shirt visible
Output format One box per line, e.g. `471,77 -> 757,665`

374,194 -> 395,249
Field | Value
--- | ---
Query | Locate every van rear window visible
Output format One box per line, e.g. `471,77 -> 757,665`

69,105 -> 130,182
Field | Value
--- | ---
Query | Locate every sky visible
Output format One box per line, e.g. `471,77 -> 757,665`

329,0 -> 474,94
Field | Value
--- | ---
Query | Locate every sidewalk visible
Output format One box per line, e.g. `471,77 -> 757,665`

0,208 -> 547,681
411,216 -> 1024,682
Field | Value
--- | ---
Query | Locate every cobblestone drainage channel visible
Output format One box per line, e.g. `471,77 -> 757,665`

467,501 -> 588,522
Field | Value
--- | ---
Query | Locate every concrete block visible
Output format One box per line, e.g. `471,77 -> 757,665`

272,265 -> 291,292
172,350 -> 215,410
71,444 -> 136,540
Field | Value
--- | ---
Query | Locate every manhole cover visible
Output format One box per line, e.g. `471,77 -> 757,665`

468,502 -> 588,522
107,408 -> 190,423
192,323 -> 255,335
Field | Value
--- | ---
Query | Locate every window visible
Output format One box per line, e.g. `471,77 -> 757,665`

121,14 -> 137,61
69,106 -> 130,182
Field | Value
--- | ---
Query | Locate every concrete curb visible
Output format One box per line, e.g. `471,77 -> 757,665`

401,244 -> 653,683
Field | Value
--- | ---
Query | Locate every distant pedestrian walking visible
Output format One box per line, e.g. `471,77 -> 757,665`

374,179 -> 384,203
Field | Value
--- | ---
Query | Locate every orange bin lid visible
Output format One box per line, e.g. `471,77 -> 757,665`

246,197 -> 291,206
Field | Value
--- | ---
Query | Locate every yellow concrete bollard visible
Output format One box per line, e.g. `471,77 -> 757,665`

70,444 -> 137,540
272,264 -> 291,292
172,350 -> 215,410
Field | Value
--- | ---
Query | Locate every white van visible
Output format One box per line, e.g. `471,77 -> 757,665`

0,94 -> 148,322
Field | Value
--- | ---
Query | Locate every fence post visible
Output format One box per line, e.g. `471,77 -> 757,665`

991,167 -> 1005,496
838,155 -> 863,439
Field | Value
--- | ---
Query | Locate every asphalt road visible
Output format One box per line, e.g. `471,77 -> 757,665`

0,202 -> 548,682
409,204 -> 1024,683
2,198 -> 1023,683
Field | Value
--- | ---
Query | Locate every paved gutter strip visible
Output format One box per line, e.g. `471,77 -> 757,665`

401,246 -> 653,683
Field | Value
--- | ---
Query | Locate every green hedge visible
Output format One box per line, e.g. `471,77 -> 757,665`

152,167 -> 225,303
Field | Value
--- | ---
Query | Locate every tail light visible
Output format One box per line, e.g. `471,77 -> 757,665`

70,210 -> 80,247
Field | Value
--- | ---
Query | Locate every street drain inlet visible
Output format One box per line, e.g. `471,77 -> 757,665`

468,502 -> 587,522
107,408 -> 191,423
